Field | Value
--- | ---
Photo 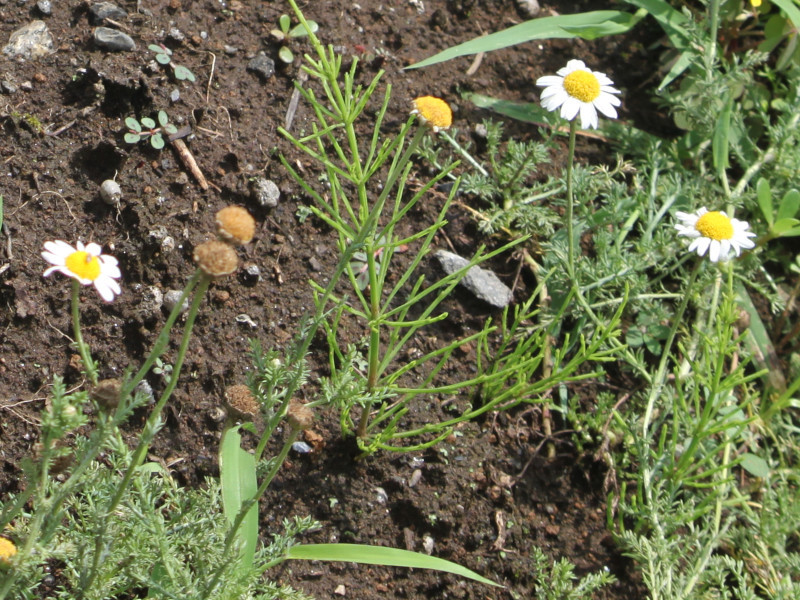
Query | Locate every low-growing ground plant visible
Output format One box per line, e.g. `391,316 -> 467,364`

124,110 -> 178,150
149,43 -> 196,82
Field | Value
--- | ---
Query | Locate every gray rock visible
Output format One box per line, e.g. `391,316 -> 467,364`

163,290 -> 189,314
1,78 -> 18,94
247,51 -> 275,80
250,177 -> 280,207
515,0 -> 540,17
138,286 -> 163,317
434,249 -> 513,308
2,21 -> 54,59
93,27 -> 136,51
89,2 -> 128,24
36,0 -> 52,16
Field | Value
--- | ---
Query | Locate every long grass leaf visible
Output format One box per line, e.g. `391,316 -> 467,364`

286,543 -> 502,587
407,11 -> 638,69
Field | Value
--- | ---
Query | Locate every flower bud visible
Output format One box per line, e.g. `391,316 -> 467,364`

216,205 -> 256,245
193,241 -> 238,278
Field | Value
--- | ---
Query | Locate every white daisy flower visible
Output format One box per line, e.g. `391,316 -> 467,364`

535,59 -> 621,130
42,240 -> 122,302
674,208 -> 756,263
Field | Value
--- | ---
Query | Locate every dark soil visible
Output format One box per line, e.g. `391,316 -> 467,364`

0,0 -> 658,597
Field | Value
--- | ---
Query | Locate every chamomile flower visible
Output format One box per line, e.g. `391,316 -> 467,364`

674,208 -> 756,262
42,240 -> 122,302
536,60 -> 621,130
411,96 -> 452,132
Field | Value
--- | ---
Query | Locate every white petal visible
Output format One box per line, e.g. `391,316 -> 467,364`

103,263 -> 122,279
536,75 -> 564,87
594,73 -> 615,87
42,251 -> 66,266
691,237 -> 711,256
600,86 -> 622,101
719,239 -> 731,259
560,97 -> 581,121
709,240 -> 721,262
542,91 -> 567,112
540,85 -> 565,100
95,276 -> 121,302
579,103 -> 598,129
84,242 -> 102,256
593,96 -> 618,119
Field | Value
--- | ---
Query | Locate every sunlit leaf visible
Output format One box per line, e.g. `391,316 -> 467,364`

287,544 -> 502,587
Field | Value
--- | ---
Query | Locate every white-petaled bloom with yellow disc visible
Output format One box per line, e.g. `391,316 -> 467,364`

411,96 -> 453,133
42,240 -> 122,302
674,208 -> 756,263
536,59 -> 621,130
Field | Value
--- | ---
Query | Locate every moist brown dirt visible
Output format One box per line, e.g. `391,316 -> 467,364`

0,1 -> 658,597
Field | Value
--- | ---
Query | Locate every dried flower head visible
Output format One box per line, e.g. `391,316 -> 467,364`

91,378 -> 123,410
193,240 -> 239,277
216,205 -> 256,245
674,208 -> 756,262
411,96 -> 452,132
536,59 -> 621,130
42,240 -> 122,302
225,384 -> 260,419
287,400 -> 314,431
0,537 -> 17,565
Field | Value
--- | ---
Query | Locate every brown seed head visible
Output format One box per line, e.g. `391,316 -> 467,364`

91,378 -> 122,410
216,205 -> 256,245
225,384 -> 260,419
287,400 -> 314,431
194,240 -> 239,278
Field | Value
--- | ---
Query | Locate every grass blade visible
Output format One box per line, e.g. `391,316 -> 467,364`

286,543 -> 502,587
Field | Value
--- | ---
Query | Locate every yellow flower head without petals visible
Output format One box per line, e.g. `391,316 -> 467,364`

411,96 -> 452,132
0,537 -> 17,565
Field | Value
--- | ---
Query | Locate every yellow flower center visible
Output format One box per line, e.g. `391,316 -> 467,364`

695,211 -> 734,241
563,70 -> 601,103
0,537 -> 17,564
412,96 -> 452,130
750,0 -> 761,6
65,251 -> 101,281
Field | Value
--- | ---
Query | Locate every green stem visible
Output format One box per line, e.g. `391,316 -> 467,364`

439,130 -> 488,178
566,119 -> 578,283
78,273 -> 212,597
71,280 -> 98,385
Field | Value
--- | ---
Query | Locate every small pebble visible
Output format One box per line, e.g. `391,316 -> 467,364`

246,51 -> 275,81
93,27 -> 136,52
250,177 -> 280,207
36,0 -> 52,16
160,236 -> 175,253
308,257 -> 322,272
292,441 -> 312,454
236,314 -> 258,328
334,585 -> 346,596
89,2 -> 128,24
242,264 -> 261,285
163,290 -> 189,313
99,179 -> 121,205
138,285 -> 163,317
375,487 -> 388,504
170,88 -> 180,103
408,468 -> 422,487
422,534 -> 435,555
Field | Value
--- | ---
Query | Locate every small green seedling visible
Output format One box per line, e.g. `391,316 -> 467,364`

148,43 -> 196,82
124,111 -> 178,150
269,14 -> 319,64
